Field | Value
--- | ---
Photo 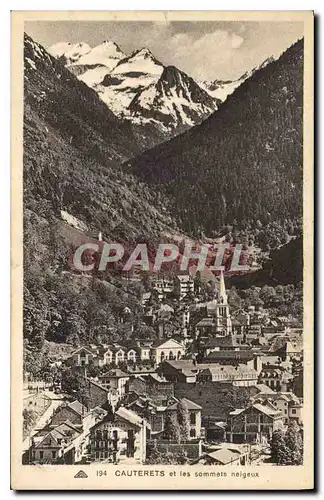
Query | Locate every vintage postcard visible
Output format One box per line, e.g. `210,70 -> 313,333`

11,10 -> 314,490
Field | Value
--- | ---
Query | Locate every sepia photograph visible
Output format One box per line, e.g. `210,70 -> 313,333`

11,10 -> 314,490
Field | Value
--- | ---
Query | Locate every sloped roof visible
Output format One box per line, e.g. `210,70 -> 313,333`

197,318 -> 216,327
33,428 -> 66,448
116,406 -> 148,428
53,421 -> 81,437
253,384 -> 276,394
148,373 -> 169,383
167,397 -> 202,411
176,274 -> 192,282
152,338 -> 184,349
207,448 -> 240,464
99,369 -> 129,378
253,403 -> 282,417
162,360 -> 198,372
71,346 -> 94,356
205,350 -> 256,362
68,400 -> 88,416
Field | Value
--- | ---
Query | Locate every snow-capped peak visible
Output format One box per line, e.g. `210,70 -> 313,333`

48,42 -> 91,64
111,47 -> 163,77
131,47 -> 155,59
73,40 -> 126,68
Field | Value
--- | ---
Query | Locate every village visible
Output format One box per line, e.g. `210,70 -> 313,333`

22,270 -> 303,467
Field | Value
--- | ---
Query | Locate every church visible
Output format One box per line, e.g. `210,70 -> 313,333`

196,271 -> 232,341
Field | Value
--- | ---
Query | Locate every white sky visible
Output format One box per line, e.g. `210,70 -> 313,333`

26,20 -> 304,81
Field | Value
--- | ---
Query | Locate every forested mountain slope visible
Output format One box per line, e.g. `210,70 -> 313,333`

126,40 -> 304,236
23,34 -> 181,366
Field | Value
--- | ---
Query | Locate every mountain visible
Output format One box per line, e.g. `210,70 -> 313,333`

24,33 -> 179,243
201,56 -> 275,102
48,41 -> 92,65
228,237 -> 303,288
200,78 -> 243,102
49,41 -> 219,135
94,47 -> 164,115
126,40 -> 304,236
128,65 -> 219,129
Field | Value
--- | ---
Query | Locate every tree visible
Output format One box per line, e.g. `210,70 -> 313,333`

270,422 -> 303,465
285,421 -> 303,465
146,441 -> 189,465
228,287 -> 242,310
61,367 -> 91,408
270,429 -> 290,464
163,412 -> 181,443
176,400 -> 190,441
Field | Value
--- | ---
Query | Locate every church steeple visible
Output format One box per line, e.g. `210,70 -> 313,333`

215,270 -> 232,336
218,270 -> 227,304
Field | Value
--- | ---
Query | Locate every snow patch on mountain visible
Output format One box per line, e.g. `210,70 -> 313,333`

74,40 -> 125,69
61,210 -> 88,232
48,42 -> 92,64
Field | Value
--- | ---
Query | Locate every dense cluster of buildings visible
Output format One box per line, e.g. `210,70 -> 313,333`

24,271 -> 303,466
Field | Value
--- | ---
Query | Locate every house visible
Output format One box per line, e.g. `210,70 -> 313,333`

89,407 -> 149,464
201,336 -> 247,357
84,377 -> 119,409
226,403 -> 284,444
203,420 -> 226,442
50,400 -> 88,429
231,318 -> 247,342
249,384 -> 276,398
137,342 -> 152,362
167,398 -> 202,439
125,373 -> 174,405
272,340 -> 303,362
174,274 -> 194,300
126,394 -> 177,436
70,347 -> 96,367
245,324 -> 262,344
197,364 -> 258,387
258,365 -> 294,392
69,344 -> 130,368
153,279 -> 174,301
141,291 -> 151,306
98,369 -> 129,397
252,391 -> 303,425
151,338 -> 185,365
204,350 -> 263,374
196,317 -> 219,338
29,424 -> 81,464
159,360 -> 199,383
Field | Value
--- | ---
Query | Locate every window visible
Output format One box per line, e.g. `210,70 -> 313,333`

39,451 -> 44,460
291,409 -> 297,415
190,429 -> 196,437
190,413 -> 196,425
52,451 -> 56,459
